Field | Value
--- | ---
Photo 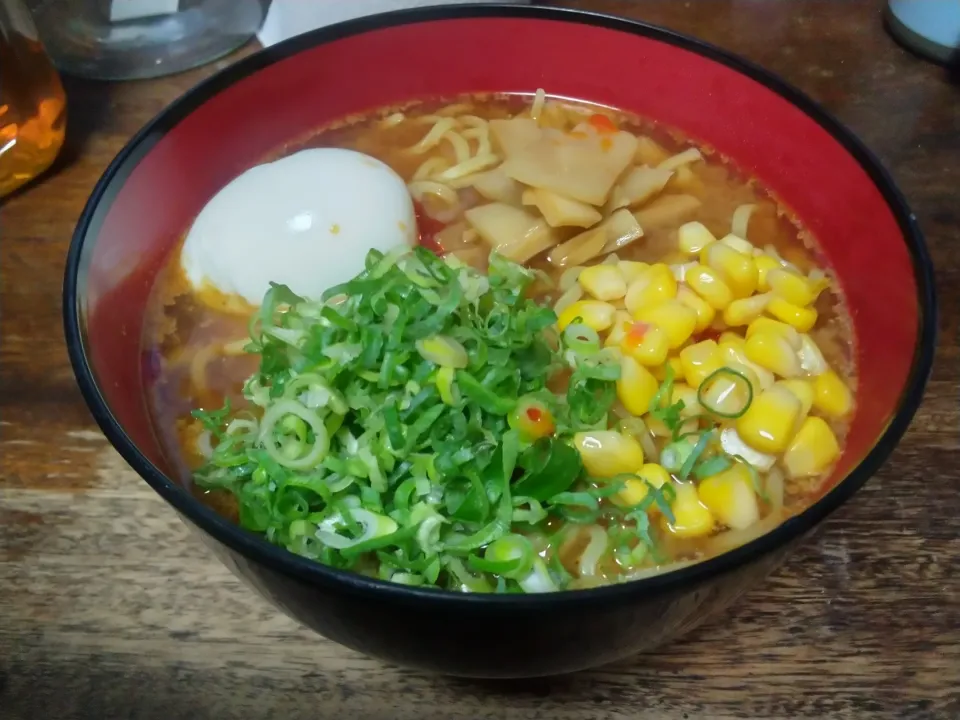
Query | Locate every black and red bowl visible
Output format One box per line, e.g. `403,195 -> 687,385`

64,5 -> 936,677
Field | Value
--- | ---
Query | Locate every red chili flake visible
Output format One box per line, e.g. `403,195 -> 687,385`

526,407 -> 543,423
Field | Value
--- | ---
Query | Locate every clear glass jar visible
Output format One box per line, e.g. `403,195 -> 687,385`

0,0 -> 66,198
28,0 -> 265,80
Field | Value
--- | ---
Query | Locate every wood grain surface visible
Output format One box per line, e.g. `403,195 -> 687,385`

2,1 -> 958,718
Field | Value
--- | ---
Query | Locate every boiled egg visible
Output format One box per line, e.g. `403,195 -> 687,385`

180,148 -> 416,307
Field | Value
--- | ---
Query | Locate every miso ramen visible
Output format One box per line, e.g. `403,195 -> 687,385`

144,91 -> 856,593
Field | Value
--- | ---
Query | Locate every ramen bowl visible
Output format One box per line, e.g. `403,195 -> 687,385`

64,5 -> 936,677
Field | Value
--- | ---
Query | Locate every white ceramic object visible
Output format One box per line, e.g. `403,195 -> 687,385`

259,0 -> 530,47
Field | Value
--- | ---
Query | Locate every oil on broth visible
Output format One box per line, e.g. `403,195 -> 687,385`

143,93 -> 856,590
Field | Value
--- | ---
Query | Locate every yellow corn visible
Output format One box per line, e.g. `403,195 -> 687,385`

767,296 -> 818,332
617,355 -> 660,416
718,330 -> 744,346
679,340 -> 722,389
813,369 -> 854,418
735,384 -> 803,453
676,285 -> 716,333
557,300 -> 616,333
719,233 -> 754,255
618,260 -> 650,284
604,311 -> 634,348
723,292 -> 772,327
671,383 -> 702,418
777,379 -> 815,417
677,221 -> 716,254
767,267 -> 820,307
746,317 -> 801,348
744,331 -> 802,378
634,301 -> 698,349
755,255 -> 780,292
783,416 -> 840,478
578,264 -> 627,302
702,242 -> 758,298
622,324 -> 670,367
614,462 -> 670,508
663,482 -> 715,538
624,263 -> 677,314
718,337 -> 775,390
697,463 -> 759,530
686,263 -> 734,310
573,430 -> 645,478
652,356 -> 684,382
798,333 -> 829,375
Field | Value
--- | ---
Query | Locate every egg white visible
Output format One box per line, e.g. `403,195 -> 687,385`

180,148 -> 417,306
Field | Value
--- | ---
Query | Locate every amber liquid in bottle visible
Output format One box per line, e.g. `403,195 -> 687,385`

0,0 -> 66,198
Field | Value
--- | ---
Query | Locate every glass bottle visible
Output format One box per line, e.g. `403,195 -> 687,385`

0,0 -> 66,198
28,0 -> 265,81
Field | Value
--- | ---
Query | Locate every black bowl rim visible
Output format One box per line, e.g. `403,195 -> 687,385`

63,3 -> 938,610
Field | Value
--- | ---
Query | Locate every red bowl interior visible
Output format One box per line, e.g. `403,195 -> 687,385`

69,8 -> 932,582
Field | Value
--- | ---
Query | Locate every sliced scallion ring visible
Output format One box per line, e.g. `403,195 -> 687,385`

563,322 -> 600,355
697,366 -> 754,419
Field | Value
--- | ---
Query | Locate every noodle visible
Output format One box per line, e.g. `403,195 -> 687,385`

530,87 -> 546,121
409,117 -> 456,153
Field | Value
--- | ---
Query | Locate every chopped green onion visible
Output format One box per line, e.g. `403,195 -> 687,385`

697,366 -> 754,419
563,322 -> 600,355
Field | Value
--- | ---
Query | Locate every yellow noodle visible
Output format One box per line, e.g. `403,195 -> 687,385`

407,180 -> 459,206
435,153 -> 500,181
409,117 -> 456,153
442,130 -> 472,165
412,156 -> 452,181
530,87 -> 546,121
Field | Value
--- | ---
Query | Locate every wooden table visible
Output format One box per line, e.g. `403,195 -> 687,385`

2,1 -> 958,717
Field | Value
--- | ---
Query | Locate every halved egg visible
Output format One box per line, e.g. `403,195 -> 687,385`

180,148 -> 417,308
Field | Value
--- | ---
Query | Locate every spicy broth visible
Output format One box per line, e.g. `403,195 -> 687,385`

143,93 -> 855,585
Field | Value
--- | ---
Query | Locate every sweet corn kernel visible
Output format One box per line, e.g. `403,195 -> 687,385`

605,311 -> 634,348
746,317 -> 801,348
573,430 -> 645,478
777,379 -> 815,417
735,384 -> 803,453
767,267 -> 820,307
798,334 -> 828,375
719,233 -> 754,255
755,255 -> 780,291
783,416 -> 840,478
672,383 -> 702,418
676,285 -> 716,332
617,355 -> 660,416
697,464 -> 759,530
767,296 -> 818,332
634,301 -> 698,349
723,292 -> 772,327
702,242 -> 758,298
718,331 -> 743,346
557,300 -> 616,332
578,264 -> 627,302
664,482 -> 715,538
813,369 -> 854,418
744,331 -> 802,378
618,260 -> 650,284
679,340 -> 723,389
624,263 -> 677,314
718,338 -> 775,389
686,264 -> 734,310
677,221 -> 716,254
652,356 -> 684,382
613,463 -> 670,507
621,322 -> 670,366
